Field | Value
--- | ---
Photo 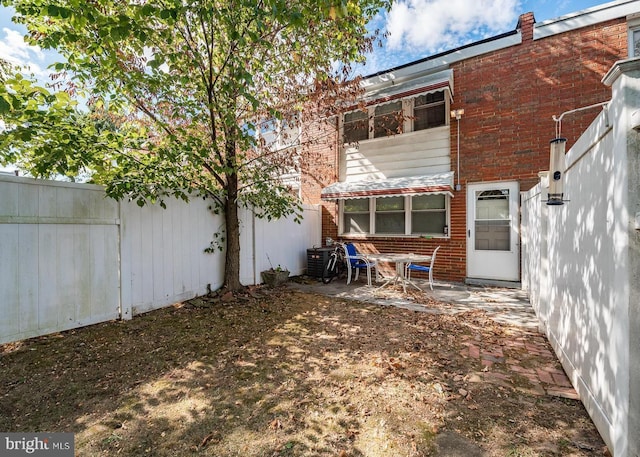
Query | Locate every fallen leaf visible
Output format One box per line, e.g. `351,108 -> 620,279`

269,419 -> 282,430
200,433 -> 217,449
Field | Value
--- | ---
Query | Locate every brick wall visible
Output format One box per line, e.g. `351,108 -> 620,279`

306,13 -> 628,283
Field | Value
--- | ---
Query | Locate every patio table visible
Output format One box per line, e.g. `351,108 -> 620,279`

366,253 -> 432,293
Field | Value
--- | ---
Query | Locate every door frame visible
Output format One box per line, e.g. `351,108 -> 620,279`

466,181 -> 520,281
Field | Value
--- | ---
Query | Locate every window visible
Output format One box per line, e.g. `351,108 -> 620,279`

256,115 -> 302,198
343,198 -> 370,234
412,194 -> 446,234
374,101 -> 403,138
259,115 -> 300,151
341,195 -> 449,236
375,197 -> 405,234
414,92 -> 446,131
632,27 -> 640,57
259,119 -> 278,149
628,15 -> 640,57
475,190 -> 510,251
342,90 -> 448,144
343,110 -> 369,144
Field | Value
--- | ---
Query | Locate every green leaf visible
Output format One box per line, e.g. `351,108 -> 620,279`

0,96 -> 10,114
47,5 -> 59,17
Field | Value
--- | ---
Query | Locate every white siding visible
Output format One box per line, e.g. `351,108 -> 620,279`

342,126 -> 451,181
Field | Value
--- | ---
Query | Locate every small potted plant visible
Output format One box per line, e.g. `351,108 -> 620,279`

261,264 -> 290,287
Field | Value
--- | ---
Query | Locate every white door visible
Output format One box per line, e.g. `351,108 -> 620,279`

466,182 -> 520,281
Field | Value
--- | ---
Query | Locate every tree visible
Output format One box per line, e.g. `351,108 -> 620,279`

0,59 -> 124,181
1,0 -> 390,291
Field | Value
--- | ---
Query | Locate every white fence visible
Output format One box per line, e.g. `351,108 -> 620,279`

521,60 -> 640,457
0,174 -> 321,344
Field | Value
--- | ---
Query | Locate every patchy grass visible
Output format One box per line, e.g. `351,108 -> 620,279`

0,288 -> 606,456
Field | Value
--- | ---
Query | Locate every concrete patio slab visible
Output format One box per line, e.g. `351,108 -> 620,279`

287,277 -> 539,330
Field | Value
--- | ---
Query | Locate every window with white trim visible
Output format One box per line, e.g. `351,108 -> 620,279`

411,194 -> 446,234
256,115 -> 302,198
259,115 -> 301,151
342,89 -> 448,144
628,14 -> 640,57
631,27 -> 640,57
413,92 -> 446,131
374,101 -> 403,138
341,194 -> 450,236
343,110 -> 368,144
343,198 -> 370,234
375,196 -> 405,233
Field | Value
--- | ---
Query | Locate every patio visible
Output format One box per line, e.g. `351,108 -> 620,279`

289,276 -> 539,329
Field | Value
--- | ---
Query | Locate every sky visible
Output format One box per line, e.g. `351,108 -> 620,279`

0,0 -> 616,83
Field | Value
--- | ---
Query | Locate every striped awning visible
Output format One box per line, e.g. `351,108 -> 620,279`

321,172 -> 454,200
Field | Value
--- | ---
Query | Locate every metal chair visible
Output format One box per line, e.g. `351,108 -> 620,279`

343,243 -> 379,286
405,246 -> 440,290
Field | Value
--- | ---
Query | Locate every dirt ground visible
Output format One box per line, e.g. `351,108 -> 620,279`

0,286 -> 607,456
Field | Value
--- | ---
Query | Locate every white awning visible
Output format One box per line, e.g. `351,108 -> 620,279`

363,69 -> 454,103
321,172 -> 454,200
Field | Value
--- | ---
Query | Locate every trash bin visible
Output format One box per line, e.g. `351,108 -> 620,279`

306,247 -> 334,278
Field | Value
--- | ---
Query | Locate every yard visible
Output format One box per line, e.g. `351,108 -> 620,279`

0,286 -> 606,456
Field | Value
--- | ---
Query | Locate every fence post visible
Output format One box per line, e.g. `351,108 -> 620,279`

118,200 -> 132,320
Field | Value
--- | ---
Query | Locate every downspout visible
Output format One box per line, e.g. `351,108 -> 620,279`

451,109 -> 464,191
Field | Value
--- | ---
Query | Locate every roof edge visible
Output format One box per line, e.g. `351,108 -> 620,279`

534,0 -> 639,40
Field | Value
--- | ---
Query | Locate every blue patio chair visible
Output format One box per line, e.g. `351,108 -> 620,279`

343,243 -> 379,286
405,246 -> 441,290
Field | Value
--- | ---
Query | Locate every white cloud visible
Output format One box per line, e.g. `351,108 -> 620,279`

385,0 -> 521,53
0,27 -> 50,79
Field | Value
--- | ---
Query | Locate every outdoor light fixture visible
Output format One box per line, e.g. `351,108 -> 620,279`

547,137 -> 567,205
450,109 -> 464,120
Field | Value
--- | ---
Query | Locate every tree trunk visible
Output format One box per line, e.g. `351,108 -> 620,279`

223,181 -> 242,291
223,136 -> 243,291
224,191 -> 242,291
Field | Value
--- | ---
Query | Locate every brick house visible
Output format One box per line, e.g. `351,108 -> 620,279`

302,0 -> 640,285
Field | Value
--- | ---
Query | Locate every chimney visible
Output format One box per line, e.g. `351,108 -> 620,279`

517,12 -> 535,42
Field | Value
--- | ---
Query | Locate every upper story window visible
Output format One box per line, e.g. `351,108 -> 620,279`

343,110 -> 369,144
256,115 -> 302,198
260,115 -> 301,151
342,90 -> 448,144
374,101 -> 403,138
628,14 -> 640,57
631,27 -> 640,57
414,92 -> 446,131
